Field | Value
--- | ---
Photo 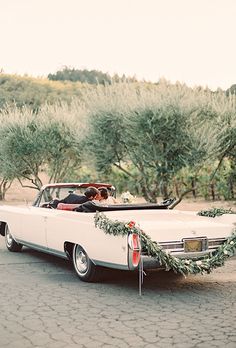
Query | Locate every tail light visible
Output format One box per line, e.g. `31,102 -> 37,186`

128,233 -> 141,269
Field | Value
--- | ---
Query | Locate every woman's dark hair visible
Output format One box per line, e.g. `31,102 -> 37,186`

98,187 -> 108,199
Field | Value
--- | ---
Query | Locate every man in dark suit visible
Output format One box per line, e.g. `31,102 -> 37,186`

60,187 -> 99,204
48,187 -> 99,208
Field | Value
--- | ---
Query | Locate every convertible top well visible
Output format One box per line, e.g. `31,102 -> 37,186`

62,202 -> 171,212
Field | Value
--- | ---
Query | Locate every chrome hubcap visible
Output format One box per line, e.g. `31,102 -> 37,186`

75,248 -> 88,273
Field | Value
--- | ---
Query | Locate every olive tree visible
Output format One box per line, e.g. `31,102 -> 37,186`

39,103 -> 86,184
0,153 -> 13,200
170,90 -> 236,206
0,107 -> 45,190
0,103 -> 85,192
207,93 -> 236,198
83,82 -> 215,202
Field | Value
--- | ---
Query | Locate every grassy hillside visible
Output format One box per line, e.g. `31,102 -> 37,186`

0,73 -> 89,111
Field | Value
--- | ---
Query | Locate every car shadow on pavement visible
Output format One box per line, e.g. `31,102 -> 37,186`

20,247 -> 231,294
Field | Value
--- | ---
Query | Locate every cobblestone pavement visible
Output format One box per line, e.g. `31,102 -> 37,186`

0,237 -> 235,348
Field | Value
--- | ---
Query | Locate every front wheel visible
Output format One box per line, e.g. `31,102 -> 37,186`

5,225 -> 22,252
72,244 -> 100,282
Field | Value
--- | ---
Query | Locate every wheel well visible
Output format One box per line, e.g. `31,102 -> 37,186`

0,222 -> 6,236
64,241 -> 74,260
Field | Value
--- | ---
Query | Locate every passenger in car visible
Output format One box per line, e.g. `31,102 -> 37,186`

98,187 -> 117,204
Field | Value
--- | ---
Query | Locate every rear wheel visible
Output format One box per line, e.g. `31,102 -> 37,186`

72,244 -> 100,282
5,225 -> 22,252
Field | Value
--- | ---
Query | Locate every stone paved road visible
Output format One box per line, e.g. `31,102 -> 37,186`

0,237 -> 235,348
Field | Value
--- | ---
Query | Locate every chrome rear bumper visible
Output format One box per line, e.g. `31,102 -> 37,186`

142,237 -> 227,270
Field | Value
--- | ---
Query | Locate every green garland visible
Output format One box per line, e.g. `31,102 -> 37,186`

197,207 -> 236,218
94,212 -> 236,276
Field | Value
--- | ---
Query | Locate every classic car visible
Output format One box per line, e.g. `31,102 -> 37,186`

0,183 -> 235,282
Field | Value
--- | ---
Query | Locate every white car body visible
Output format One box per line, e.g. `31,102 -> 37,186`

0,183 -> 235,281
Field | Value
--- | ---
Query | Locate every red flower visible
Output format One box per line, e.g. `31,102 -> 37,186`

128,221 -> 135,228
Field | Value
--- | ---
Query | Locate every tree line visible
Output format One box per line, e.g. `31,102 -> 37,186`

0,80 -> 235,203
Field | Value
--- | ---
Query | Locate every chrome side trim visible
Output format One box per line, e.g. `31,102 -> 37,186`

93,259 -> 129,271
17,240 -> 68,259
18,240 -> 129,270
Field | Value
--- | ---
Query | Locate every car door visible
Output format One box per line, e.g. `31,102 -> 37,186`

17,207 -> 53,248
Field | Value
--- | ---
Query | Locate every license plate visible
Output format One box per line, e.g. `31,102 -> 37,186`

184,239 -> 204,252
